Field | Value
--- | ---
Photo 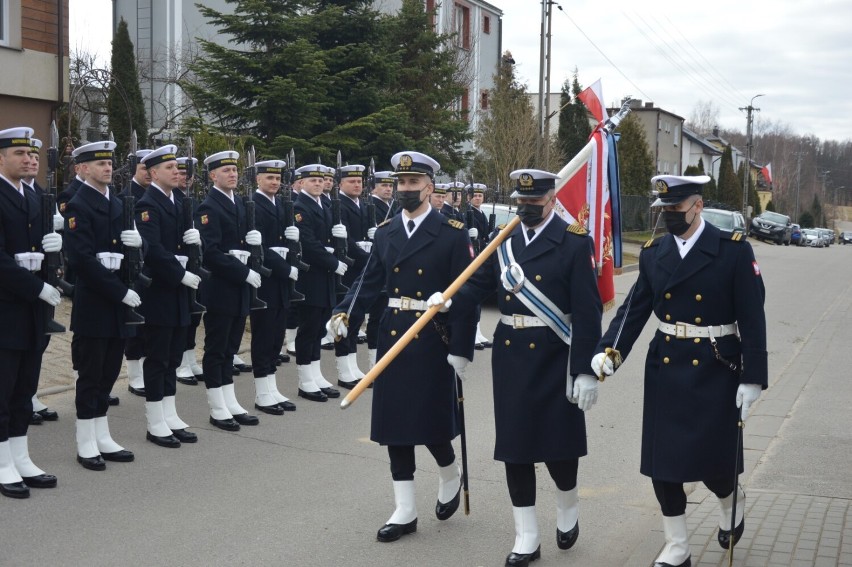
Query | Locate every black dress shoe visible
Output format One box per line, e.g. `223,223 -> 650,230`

22,474 -> 58,488
474,342 -> 486,350
232,413 -> 259,426
653,558 -> 691,567
482,340 -> 493,348
278,400 -> 297,411
128,385 -> 146,397
209,416 -> 240,431
255,402 -> 284,415
0,481 -> 30,499
435,488 -> 461,520
277,353 -> 290,363
232,365 -> 241,375
376,518 -> 417,542
321,342 -> 334,351
108,395 -> 120,406
77,454 -> 106,471
275,359 -> 282,366
234,363 -> 253,373
30,412 -> 44,425
556,521 -> 579,550
176,375 -> 198,386
718,519 -> 745,550
101,449 -> 135,462
146,432 -> 181,448
505,546 -> 541,566
171,429 -> 198,443
337,379 -> 360,390
298,389 -> 328,402
36,408 -> 59,421
320,386 -> 340,398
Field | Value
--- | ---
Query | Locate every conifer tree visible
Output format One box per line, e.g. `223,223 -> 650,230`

108,18 -> 148,153
616,114 -> 655,197
717,145 -> 741,208
556,71 -> 592,163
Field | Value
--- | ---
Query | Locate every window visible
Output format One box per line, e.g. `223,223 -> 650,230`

454,3 -> 470,49
483,15 -> 491,34
673,124 -> 680,146
0,0 -> 8,46
480,90 -> 489,111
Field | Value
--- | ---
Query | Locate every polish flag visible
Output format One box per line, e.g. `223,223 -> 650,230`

761,163 -> 772,186
577,79 -> 607,124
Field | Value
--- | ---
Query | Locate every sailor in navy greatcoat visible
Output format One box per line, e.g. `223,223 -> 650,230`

364,171 -> 398,367
592,175 -> 768,567
195,150 -> 262,431
64,140 -> 142,471
329,151 -> 476,544
454,169 -> 602,564
292,164 -> 345,402
135,145 -> 201,447
0,127 -> 62,497
248,160 -> 299,415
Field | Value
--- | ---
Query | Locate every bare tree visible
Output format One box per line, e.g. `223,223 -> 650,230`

687,99 -> 720,137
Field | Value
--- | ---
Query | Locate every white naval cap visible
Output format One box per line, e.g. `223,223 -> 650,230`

373,171 -> 395,184
390,151 -> 440,177
29,138 -> 43,152
72,140 -> 117,163
141,144 -> 178,168
650,174 -> 711,207
176,156 -> 198,170
509,169 -> 559,198
339,164 -> 366,177
294,164 -> 325,180
0,127 -> 34,148
204,150 -> 240,171
255,159 -> 286,174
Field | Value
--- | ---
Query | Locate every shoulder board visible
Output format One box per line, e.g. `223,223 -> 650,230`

447,219 -> 465,230
643,235 -> 665,249
728,232 -> 745,242
566,221 -> 588,236
376,218 -> 392,228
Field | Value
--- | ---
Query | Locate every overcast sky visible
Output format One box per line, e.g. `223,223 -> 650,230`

71,0 -> 852,142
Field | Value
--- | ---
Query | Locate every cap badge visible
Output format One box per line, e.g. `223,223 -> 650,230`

519,173 -> 534,188
399,154 -> 413,168
655,180 -> 668,194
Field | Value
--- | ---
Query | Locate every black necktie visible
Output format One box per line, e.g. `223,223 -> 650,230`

407,219 -> 415,234
527,229 -> 535,241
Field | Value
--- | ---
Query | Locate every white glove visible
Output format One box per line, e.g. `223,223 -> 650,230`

180,271 -> 201,289
38,283 -> 61,306
183,228 -> 201,246
335,261 -> 348,276
331,224 -> 347,239
326,315 -> 348,340
284,226 -> 299,242
426,291 -> 452,313
41,232 -> 63,253
736,383 -> 762,421
245,229 -> 262,246
289,266 -> 299,281
591,352 -> 615,380
53,213 -> 64,231
447,354 -> 470,381
120,229 -> 143,248
572,374 -> 599,411
245,269 -> 262,289
500,263 -> 525,293
122,289 -> 142,307
367,226 -> 377,240
468,227 -> 479,239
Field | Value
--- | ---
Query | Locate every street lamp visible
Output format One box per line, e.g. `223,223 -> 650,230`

740,94 -> 764,220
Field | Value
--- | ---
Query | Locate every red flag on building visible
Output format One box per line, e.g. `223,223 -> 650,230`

761,163 -> 772,187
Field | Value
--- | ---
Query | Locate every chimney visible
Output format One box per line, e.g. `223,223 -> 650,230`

712,126 -> 719,137
644,101 -> 654,109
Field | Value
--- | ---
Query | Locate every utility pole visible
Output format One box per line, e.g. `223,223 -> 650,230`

739,94 -> 764,220
542,0 -> 553,167
537,1 -> 553,166
794,152 -> 803,223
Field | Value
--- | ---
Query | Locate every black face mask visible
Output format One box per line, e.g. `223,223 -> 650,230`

517,203 -> 546,227
661,201 -> 697,236
397,190 -> 423,213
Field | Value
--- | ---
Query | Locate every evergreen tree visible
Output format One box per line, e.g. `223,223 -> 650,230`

717,145 -> 741,209
798,210 -> 814,228
765,200 -> 775,211
470,53 -> 537,191
615,113 -> 654,197
810,193 -> 823,226
108,18 -> 148,154
737,162 -> 762,216
683,164 -> 703,175
556,71 -> 591,164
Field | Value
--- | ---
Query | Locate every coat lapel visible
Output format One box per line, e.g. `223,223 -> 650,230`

664,224 -> 720,290
517,217 -> 563,263
148,186 -> 177,217
394,209 -> 441,265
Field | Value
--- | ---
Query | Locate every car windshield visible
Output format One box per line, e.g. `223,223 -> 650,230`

802,229 -> 817,236
761,212 -> 788,224
701,210 -> 734,229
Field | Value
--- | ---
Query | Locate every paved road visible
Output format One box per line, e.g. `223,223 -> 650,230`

3,238 -> 850,566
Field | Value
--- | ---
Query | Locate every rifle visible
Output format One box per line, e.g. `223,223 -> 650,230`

279,148 -> 306,302
122,130 -> 150,325
244,146 -> 270,310
183,137 -> 208,314
488,180 -> 498,233
463,177 -> 479,254
364,158 -> 377,238
331,150 -> 353,293
41,121 -> 74,334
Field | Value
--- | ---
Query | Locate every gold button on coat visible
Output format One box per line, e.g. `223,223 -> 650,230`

663,357 -> 670,364
692,360 -> 699,366
529,343 -> 535,349
504,340 -> 511,346
665,336 -> 671,342
535,275 -> 542,281
665,292 -> 671,299
394,267 -> 399,272
693,338 -> 701,344
390,330 -> 397,336
416,291 -> 422,297
394,288 -> 399,293
417,269 -> 423,275
695,294 -> 702,301
505,295 -> 511,301
665,314 -> 671,321
694,317 -> 702,324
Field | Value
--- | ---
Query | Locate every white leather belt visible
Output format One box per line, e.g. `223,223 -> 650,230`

658,321 -> 738,339
387,297 -> 427,311
500,314 -> 556,329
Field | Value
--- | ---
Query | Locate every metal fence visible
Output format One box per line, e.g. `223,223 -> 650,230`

620,194 -> 653,232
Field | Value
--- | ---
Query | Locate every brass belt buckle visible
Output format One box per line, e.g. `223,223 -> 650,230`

675,322 -> 688,339
513,315 -> 525,329
400,296 -> 411,310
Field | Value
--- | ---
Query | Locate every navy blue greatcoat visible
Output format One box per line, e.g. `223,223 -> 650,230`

334,209 -> 476,446
253,192 -> 293,308
598,221 -> 767,482
294,192 -> 337,308
455,215 -> 602,463
338,194 -> 370,288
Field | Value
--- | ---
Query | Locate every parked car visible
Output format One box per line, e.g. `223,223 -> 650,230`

790,223 -> 803,246
701,208 -> 746,237
749,211 -> 793,245
816,228 -> 834,247
840,231 -> 852,244
801,228 -> 824,248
